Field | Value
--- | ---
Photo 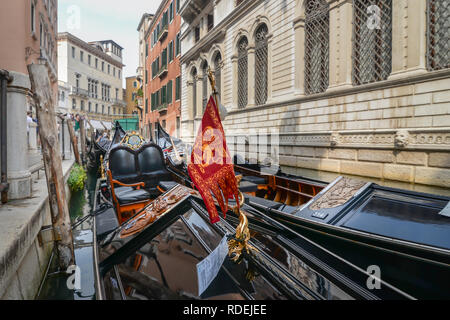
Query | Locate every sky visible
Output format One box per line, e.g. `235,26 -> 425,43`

58,0 -> 161,88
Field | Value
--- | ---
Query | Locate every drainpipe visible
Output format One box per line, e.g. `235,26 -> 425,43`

0,70 -> 12,203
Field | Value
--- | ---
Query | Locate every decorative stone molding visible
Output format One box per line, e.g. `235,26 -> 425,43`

330,132 -> 339,147
271,129 -> 450,151
394,129 -> 410,149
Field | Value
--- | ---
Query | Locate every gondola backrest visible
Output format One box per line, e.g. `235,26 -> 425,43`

109,148 -> 137,184
108,143 -> 170,188
138,144 -> 166,175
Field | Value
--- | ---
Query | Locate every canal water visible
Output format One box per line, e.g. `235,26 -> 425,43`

36,167 -> 98,300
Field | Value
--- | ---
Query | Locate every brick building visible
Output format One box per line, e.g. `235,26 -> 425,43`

144,0 -> 182,139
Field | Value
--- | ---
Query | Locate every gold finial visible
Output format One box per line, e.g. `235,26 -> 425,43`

100,155 -> 105,179
227,189 -> 254,263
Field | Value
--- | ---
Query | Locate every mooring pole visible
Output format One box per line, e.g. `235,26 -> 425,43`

79,117 -> 86,164
28,64 -> 75,269
67,116 -> 82,166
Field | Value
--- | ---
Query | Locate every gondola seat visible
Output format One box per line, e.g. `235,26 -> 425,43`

137,145 -> 172,190
242,175 -> 266,185
158,181 -> 179,192
245,194 -> 282,210
114,187 -> 151,205
239,180 -> 259,196
107,147 -> 152,224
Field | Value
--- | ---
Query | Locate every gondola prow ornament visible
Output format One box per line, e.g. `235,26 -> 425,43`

188,69 -> 253,263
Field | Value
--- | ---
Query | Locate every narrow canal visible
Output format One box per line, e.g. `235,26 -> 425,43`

36,167 -> 98,300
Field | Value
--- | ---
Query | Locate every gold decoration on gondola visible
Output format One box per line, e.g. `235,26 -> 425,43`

100,155 -> 105,179
227,190 -> 255,263
120,131 -> 145,150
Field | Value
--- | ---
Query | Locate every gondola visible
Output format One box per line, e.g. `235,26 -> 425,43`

156,126 -> 450,299
87,122 -> 126,171
91,130 -> 420,300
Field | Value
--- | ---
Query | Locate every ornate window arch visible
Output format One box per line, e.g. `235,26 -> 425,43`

352,0 -> 392,85
304,0 -> 329,95
237,36 -> 249,109
427,0 -> 450,71
255,23 -> 269,105
201,60 -> 209,113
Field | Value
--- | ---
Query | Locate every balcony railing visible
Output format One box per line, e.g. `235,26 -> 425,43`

70,86 -> 89,97
158,23 -> 168,42
180,0 -> 210,24
158,64 -> 168,78
111,98 -> 126,106
152,103 -> 168,112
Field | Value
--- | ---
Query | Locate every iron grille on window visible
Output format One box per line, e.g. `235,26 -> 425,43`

202,62 -> 208,113
192,68 -> 197,116
255,24 -> 268,105
427,0 -> 450,71
352,0 -> 392,85
304,0 -> 329,94
238,37 -> 248,109
214,53 -> 222,97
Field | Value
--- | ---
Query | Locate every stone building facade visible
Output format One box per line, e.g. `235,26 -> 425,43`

57,32 -> 126,122
180,0 -> 450,189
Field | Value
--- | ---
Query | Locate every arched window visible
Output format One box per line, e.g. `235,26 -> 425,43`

202,61 -> 208,113
214,52 -> 222,97
237,37 -> 248,109
353,0 -> 392,85
191,67 -> 197,116
255,24 -> 268,105
304,0 -> 329,94
427,0 -> 450,71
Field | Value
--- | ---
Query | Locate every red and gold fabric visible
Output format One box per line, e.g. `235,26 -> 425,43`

188,96 -> 240,224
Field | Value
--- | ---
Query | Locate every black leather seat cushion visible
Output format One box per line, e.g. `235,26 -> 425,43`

245,194 -> 282,210
239,181 -> 258,193
110,149 -> 137,182
159,181 -> 179,191
242,175 -> 266,185
115,187 -> 150,205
